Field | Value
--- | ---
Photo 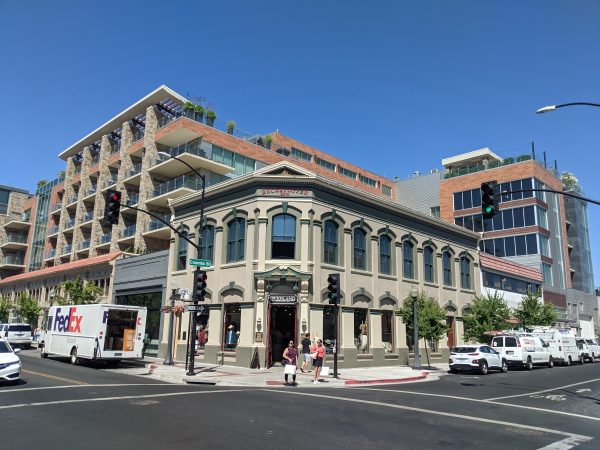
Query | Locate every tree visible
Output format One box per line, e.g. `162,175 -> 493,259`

463,291 -> 512,344
54,278 -> 104,305
398,290 -> 448,366
515,289 -> 557,330
0,296 -> 12,322
15,293 -> 42,329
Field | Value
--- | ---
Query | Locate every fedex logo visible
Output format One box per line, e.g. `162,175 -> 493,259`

53,307 -> 83,333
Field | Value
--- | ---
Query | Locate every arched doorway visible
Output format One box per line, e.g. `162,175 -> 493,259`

266,280 -> 298,366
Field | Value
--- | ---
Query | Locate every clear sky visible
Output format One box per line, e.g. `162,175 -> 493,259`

1,1 -> 599,286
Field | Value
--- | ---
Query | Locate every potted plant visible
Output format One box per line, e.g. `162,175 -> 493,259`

226,120 -> 236,134
205,110 -> 217,127
58,170 -> 66,179
264,134 -> 273,149
37,179 -> 48,189
194,104 -> 205,122
184,101 -> 195,119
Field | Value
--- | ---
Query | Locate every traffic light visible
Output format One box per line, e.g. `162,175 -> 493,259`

103,189 -> 121,226
193,268 -> 208,301
481,181 -> 498,220
327,273 -> 340,305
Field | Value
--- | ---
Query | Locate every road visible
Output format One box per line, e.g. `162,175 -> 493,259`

1,350 -> 600,449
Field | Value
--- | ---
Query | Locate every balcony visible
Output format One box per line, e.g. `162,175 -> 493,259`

44,249 -> 56,260
77,239 -> 91,253
80,211 -> 94,227
96,232 -> 112,249
111,140 -> 121,154
0,255 -> 25,269
118,224 -> 136,243
91,154 -> 100,167
102,176 -> 118,190
142,214 -> 171,240
63,218 -> 76,232
3,212 -> 31,231
132,128 -> 145,143
122,192 -> 139,214
61,244 -> 72,256
0,233 -> 28,251
66,194 -> 79,209
83,186 -> 97,201
443,154 -> 534,179
50,203 -> 62,215
47,224 -> 59,237
146,175 -> 203,207
156,113 -> 204,147
150,141 -> 233,178
123,162 -> 142,185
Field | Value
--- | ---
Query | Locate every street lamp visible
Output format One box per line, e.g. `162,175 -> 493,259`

536,102 -> 600,114
163,281 -> 178,366
157,150 -> 205,376
411,285 -> 421,370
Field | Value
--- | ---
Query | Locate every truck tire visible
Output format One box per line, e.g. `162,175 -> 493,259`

70,348 -> 79,365
590,354 -> 595,363
525,357 -> 533,371
501,359 -> 508,373
548,357 -> 554,368
40,343 -> 48,359
579,354 -> 585,365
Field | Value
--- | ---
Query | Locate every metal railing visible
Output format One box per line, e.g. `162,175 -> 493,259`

7,212 -> 31,223
159,139 -> 207,160
444,154 -> 534,179
47,224 -> 59,235
78,239 -> 91,251
122,224 -> 136,238
148,214 -> 171,231
132,128 -> 145,142
5,233 -> 28,244
74,165 -> 82,174
86,186 -> 97,196
91,154 -> 101,166
61,244 -> 72,255
81,211 -> 94,222
100,232 -> 112,244
44,249 -> 56,260
103,176 -> 118,188
125,192 -> 139,206
111,140 -> 121,154
149,175 -> 203,199
67,195 -> 79,205
126,163 -> 142,178
1,255 -> 25,265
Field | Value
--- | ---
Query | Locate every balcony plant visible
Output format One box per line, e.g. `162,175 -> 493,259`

194,105 -> 205,122
226,120 -> 236,134
205,110 -> 217,127
184,101 -> 196,119
264,134 -> 273,149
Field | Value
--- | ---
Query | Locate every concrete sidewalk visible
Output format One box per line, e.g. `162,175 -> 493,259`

109,357 -> 449,387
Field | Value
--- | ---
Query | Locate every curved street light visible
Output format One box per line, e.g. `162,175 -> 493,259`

536,102 -> 600,114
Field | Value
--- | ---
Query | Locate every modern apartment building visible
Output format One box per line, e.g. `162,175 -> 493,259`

0,185 -> 35,279
397,147 -> 598,335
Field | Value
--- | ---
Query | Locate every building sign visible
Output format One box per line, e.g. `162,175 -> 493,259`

260,188 -> 310,197
268,294 -> 297,305
255,332 -> 263,343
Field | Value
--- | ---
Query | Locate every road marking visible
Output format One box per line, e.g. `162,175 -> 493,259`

22,369 -> 88,385
262,389 -> 592,445
354,388 -> 600,422
0,383 -> 190,394
0,389 -> 245,410
537,435 -> 592,450
485,378 -> 600,401
575,389 -> 591,393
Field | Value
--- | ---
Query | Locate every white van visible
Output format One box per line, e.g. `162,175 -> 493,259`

39,304 -> 147,365
584,338 -> 600,361
576,339 -> 593,364
529,328 -> 580,366
490,334 -> 552,369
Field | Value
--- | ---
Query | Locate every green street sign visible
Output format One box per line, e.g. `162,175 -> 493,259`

189,258 -> 211,267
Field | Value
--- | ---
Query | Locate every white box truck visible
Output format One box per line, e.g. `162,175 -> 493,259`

39,304 -> 147,365
529,327 -> 581,366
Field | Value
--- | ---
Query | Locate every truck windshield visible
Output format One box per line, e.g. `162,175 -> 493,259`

104,310 -> 138,352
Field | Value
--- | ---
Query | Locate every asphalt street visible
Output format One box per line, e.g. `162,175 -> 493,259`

1,350 -> 599,449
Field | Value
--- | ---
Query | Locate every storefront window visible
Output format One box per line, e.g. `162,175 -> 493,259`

354,308 -> 369,353
381,311 -> 393,352
223,303 -> 241,351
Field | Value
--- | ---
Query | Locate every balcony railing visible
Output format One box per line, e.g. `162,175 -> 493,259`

103,176 -> 118,188
47,224 -> 59,235
100,232 -> 112,244
443,154 -> 534,179
81,211 -> 94,222
149,175 -> 203,199
125,192 -> 139,206
126,163 -> 142,178
64,218 -> 76,229
5,233 -> 28,244
122,224 -> 136,238
68,195 -> 79,205
44,249 -> 56,259
7,212 -> 31,223
61,244 -> 72,255
50,203 -> 62,212
148,214 -> 171,231
132,128 -> 145,142
1,255 -> 25,265
111,140 -> 121,154
78,239 -> 91,251
86,186 -> 97,196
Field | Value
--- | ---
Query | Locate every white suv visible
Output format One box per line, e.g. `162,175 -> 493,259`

449,344 -> 508,375
1,323 -> 33,349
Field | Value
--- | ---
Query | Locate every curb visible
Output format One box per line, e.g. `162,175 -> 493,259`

344,371 -> 428,385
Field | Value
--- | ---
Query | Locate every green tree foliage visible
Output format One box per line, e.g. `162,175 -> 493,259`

54,278 -> 104,305
463,291 -> 512,344
15,293 -> 42,328
515,289 -> 557,330
397,290 -> 448,347
0,296 -> 12,322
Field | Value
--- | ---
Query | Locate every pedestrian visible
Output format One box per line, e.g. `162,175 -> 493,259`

282,340 -> 298,386
311,338 -> 325,384
300,332 -> 311,373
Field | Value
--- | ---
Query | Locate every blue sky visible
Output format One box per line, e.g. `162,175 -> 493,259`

1,1 -> 599,285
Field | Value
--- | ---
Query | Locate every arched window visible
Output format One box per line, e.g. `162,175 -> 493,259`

353,228 -> 367,270
442,251 -> 453,286
199,225 -> 215,263
423,246 -> 434,283
460,256 -> 471,289
379,235 -> 391,274
272,214 -> 296,259
177,230 -> 188,270
403,240 -> 414,279
323,220 -> 339,265
227,218 -> 245,263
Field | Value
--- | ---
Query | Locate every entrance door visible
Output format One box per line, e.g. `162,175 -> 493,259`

267,304 -> 297,367
446,316 -> 455,348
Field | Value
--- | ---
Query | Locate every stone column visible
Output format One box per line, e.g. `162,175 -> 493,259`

370,309 -> 384,364
72,146 -> 93,260
245,219 -> 256,290
55,157 -> 75,264
341,306 -> 357,366
90,136 -> 112,256
214,226 -> 224,266
342,228 -> 352,305
110,122 -> 133,252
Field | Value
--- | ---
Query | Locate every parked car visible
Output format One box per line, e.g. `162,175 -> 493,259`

0,338 -> 22,384
490,334 -> 553,369
576,338 -> 593,363
0,323 -> 33,349
584,339 -> 600,362
449,345 -> 508,375
530,328 -> 579,366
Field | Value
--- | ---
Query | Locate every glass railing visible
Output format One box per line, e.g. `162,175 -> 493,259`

149,175 -> 202,199
100,232 -> 112,244
111,140 -> 121,154
86,186 -> 97,196
64,218 -> 76,229
50,203 -> 62,212
159,139 -> 207,160
122,224 -> 136,238
103,177 -> 118,188
148,214 -> 171,231
125,192 -> 139,206
47,225 -> 59,235
61,244 -> 72,255
44,249 -> 56,259
81,211 -> 94,222
5,233 -> 28,244
78,239 -> 91,251
132,128 -> 145,142
1,255 -> 25,265
444,154 -> 534,179
126,163 -> 142,178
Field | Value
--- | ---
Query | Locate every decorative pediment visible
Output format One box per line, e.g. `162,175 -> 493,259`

256,161 -> 316,178
255,265 -> 312,280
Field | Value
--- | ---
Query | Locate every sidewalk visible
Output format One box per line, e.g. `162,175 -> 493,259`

109,357 -> 449,387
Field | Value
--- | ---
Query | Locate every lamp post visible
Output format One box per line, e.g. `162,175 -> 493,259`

163,281 -> 178,366
536,102 -> 600,114
157,151 -> 205,376
411,285 -> 421,370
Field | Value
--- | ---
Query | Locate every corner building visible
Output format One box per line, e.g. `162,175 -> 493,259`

167,162 -> 480,368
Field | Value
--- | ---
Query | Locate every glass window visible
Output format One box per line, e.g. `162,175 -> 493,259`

199,225 -> 215,263
542,263 -> 553,285
382,185 -> 392,196
339,167 -> 357,179
539,234 -> 550,257
537,207 -> 548,229
291,147 -> 312,161
526,234 -> 538,255
455,217 -> 464,227
316,157 -> 336,171
492,211 -> 503,231
424,246 -> 434,282
524,205 -> 535,226
177,230 -> 188,270
494,238 -> 505,257
511,180 -> 523,200
483,216 -> 493,231
379,235 -> 392,275
403,241 -> 414,279
462,190 -> 472,209
272,214 -> 296,259
502,209 -> 514,229
382,311 -> 393,351
353,228 -> 367,270
359,174 -> 377,187
227,218 -> 246,263
224,304 -> 241,350
430,206 -> 440,218
473,214 -> 483,232
513,207 -> 524,228
460,257 -> 471,289
483,239 -> 494,255
505,236 -> 516,257
535,179 -> 546,202
463,215 -> 473,231
471,189 -> 481,208
354,308 -> 369,353
515,235 -> 526,255
500,182 -> 511,203
454,192 -> 463,211
323,220 -> 339,265
522,178 -> 533,198
443,251 -> 453,286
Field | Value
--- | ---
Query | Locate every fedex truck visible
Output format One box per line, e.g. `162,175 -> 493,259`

39,304 -> 147,365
